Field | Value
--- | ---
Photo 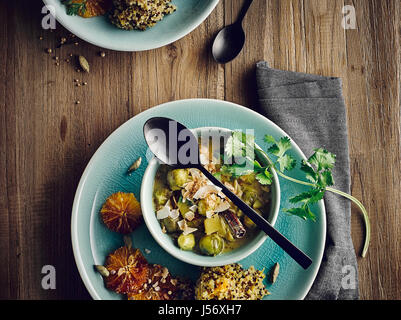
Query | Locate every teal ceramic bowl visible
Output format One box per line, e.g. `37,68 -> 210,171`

140,127 -> 281,267
71,99 -> 326,300
42,0 -> 219,51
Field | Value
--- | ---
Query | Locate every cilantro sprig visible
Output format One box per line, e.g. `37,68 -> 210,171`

62,0 -> 87,16
223,131 -> 370,258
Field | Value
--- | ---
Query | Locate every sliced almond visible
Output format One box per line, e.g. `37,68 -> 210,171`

95,265 -> 110,277
184,210 -> 195,221
271,262 -> 280,283
156,202 -> 171,220
214,200 -> 231,213
169,209 -> 180,220
127,157 -> 142,174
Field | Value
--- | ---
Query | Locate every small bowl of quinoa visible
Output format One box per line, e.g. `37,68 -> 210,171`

195,264 -> 270,300
109,0 -> 178,31
43,0 -> 220,51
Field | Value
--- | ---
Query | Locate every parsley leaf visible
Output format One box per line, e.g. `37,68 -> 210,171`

277,154 -> 297,172
300,160 -> 318,183
264,134 -> 277,144
255,169 -> 273,186
308,148 -> 336,171
224,133 -> 244,158
289,188 -> 325,205
284,205 -> 316,222
62,0 -> 86,16
268,137 -> 292,158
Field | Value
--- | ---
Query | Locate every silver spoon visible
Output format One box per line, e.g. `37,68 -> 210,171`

212,0 -> 254,64
143,117 -> 312,269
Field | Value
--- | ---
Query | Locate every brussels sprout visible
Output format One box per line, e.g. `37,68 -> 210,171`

199,234 -> 224,256
167,169 -> 189,191
177,233 -> 196,251
154,187 -> 171,208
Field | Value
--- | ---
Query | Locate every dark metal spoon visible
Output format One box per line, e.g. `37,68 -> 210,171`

143,117 -> 312,269
212,0 -> 254,64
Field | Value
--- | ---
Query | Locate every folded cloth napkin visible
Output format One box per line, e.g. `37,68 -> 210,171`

255,61 -> 359,300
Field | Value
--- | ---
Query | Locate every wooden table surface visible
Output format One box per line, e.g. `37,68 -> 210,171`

0,0 -> 400,300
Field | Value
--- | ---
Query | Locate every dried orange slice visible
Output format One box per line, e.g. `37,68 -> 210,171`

100,192 -> 142,234
104,246 -> 149,294
127,264 -> 176,300
64,0 -> 112,18
127,264 -> 194,300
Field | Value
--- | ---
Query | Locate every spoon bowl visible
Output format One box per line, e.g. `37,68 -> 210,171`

212,23 -> 246,64
211,0 -> 254,64
143,117 -> 200,168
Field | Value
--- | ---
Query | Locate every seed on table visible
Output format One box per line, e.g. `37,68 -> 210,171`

75,100 -> 80,105
99,51 -> 106,58
78,55 -> 90,73
46,48 -> 52,54
39,36 -> 43,40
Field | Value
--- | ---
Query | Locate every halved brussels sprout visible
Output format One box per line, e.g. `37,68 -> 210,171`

199,233 -> 224,256
177,233 -> 196,251
167,169 -> 189,191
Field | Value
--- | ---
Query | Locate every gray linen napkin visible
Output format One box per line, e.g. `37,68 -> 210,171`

255,61 -> 359,300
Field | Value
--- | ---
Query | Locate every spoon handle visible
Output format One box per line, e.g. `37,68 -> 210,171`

198,166 -> 313,270
237,0 -> 254,25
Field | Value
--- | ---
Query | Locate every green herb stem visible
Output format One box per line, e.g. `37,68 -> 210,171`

256,146 -> 370,257
326,187 -> 370,258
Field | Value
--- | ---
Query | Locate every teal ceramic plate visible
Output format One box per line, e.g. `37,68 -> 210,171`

71,99 -> 326,300
42,0 -> 219,51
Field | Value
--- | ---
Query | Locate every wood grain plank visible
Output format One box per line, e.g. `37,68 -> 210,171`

343,0 -> 401,300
